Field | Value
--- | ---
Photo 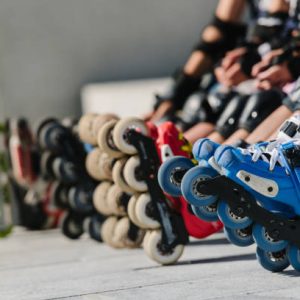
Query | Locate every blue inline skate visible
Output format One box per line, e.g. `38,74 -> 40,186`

180,114 -> 300,272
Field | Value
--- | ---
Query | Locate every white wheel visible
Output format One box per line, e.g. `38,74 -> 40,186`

113,217 -> 145,248
135,193 -> 160,229
98,152 -> 114,180
85,148 -> 107,181
145,230 -> 184,265
78,114 -> 97,144
113,118 -> 148,155
97,120 -> 123,158
143,230 -> 154,259
123,156 -> 147,192
112,158 -> 135,194
128,194 -> 146,228
92,114 -> 119,140
100,216 -> 125,248
93,182 -> 113,215
106,184 -> 127,216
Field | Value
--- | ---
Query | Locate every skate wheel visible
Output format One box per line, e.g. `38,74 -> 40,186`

135,193 -> 160,229
99,151 -> 115,180
252,223 -> 288,252
92,114 -> 119,142
112,158 -> 135,194
123,156 -> 147,192
113,117 -> 148,155
114,217 -> 145,248
50,181 -> 69,209
256,247 -> 289,272
85,148 -> 105,180
100,216 -> 125,248
52,158 -> 78,183
143,230 -> 154,259
60,212 -> 84,240
78,114 -> 97,145
191,204 -> 219,222
93,181 -> 113,215
287,245 -> 300,271
145,230 -> 184,265
97,120 -> 123,158
88,214 -> 105,242
181,166 -> 218,207
68,186 -> 93,214
158,156 -> 194,197
40,151 -> 56,178
106,184 -> 127,216
127,194 -> 146,228
224,226 -> 254,247
217,200 -> 252,230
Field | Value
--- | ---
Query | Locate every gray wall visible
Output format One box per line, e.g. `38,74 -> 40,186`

0,0 -> 218,121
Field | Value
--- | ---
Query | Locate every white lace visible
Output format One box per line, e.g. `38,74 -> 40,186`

240,140 -> 286,171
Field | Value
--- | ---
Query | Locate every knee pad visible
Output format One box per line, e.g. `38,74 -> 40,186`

238,89 -> 284,132
215,94 -> 249,139
154,70 -> 200,111
194,16 -> 246,61
204,86 -> 238,124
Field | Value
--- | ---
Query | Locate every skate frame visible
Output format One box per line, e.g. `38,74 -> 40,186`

198,176 -> 300,249
127,130 -> 189,252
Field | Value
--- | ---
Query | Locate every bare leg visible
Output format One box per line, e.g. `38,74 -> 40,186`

266,109 -> 300,140
207,131 -> 225,144
245,106 -> 292,144
184,122 -> 215,143
223,128 -> 249,145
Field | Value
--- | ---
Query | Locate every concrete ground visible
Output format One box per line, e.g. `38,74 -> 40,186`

1,228 -> 299,300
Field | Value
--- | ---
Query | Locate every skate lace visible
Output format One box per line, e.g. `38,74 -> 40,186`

240,140 -> 285,171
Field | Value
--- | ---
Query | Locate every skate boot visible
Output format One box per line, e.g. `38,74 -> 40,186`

98,116 -> 222,264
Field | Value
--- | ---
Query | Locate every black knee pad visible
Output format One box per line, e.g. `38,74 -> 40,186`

215,94 -> 249,139
238,89 -> 284,132
194,16 -> 246,60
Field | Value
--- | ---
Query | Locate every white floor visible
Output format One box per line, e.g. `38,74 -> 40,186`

1,228 -> 300,300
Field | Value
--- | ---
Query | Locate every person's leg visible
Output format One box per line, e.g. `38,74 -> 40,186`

223,129 -> 249,145
223,89 -> 284,144
183,122 -> 215,144
245,106 -> 292,144
149,0 -> 247,122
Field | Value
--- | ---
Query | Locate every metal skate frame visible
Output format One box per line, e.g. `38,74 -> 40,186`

127,130 -> 189,252
198,175 -> 300,249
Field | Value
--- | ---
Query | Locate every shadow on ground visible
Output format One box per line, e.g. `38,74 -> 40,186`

134,253 -> 256,270
189,237 -> 229,246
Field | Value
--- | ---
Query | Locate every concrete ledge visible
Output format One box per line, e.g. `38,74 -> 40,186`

81,78 -> 171,117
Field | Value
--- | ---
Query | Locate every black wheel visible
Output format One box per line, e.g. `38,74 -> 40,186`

61,212 -> 84,239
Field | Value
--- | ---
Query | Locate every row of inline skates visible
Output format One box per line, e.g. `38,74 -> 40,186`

6,107 -> 300,272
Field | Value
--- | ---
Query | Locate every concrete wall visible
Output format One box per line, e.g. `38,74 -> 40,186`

0,0 -> 218,121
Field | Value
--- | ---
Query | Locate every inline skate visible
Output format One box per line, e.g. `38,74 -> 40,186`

37,117 -> 98,239
96,115 -> 222,264
179,115 -> 300,272
78,114 -> 145,248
